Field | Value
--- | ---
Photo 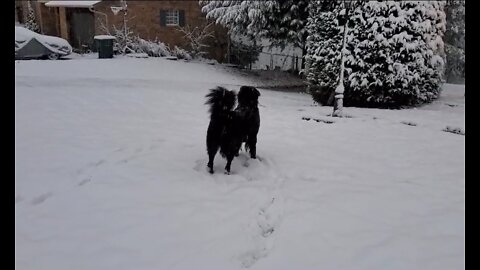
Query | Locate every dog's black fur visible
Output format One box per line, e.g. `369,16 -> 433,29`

235,86 -> 261,159
205,86 -> 261,174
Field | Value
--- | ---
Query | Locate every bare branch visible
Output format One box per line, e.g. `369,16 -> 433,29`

176,22 -> 215,58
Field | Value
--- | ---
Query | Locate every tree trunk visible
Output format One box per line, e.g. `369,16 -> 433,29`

300,32 -> 309,74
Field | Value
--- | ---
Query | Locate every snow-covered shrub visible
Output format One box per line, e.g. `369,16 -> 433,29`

131,37 -> 171,57
132,40 -> 193,60
306,1 -> 447,108
111,24 -> 136,54
97,15 -> 136,55
176,22 -> 214,58
172,46 -> 192,60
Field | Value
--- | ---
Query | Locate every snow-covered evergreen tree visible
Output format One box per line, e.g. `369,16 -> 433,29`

199,1 -> 270,39
306,1 -> 447,108
444,0 -> 465,83
199,0 -> 310,60
305,1 -> 342,105
25,1 -> 40,33
262,0 -> 310,48
229,38 -> 262,68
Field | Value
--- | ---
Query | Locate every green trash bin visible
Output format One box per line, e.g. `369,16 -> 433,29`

94,35 -> 116,59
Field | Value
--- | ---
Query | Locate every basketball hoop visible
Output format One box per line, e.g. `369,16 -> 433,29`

111,6 -> 123,15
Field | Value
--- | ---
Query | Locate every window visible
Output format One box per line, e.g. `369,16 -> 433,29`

160,10 -> 185,27
165,10 -> 179,26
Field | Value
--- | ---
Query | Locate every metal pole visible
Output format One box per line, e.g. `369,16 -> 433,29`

227,35 -> 231,64
270,53 -> 273,70
89,7 -> 108,34
122,0 -> 127,54
333,1 -> 350,117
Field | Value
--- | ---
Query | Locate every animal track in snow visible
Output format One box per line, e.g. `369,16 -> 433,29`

89,159 -> 106,167
240,193 -> 285,268
302,116 -> 335,124
443,126 -> 465,136
401,121 -> 418,127
15,195 -> 23,204
31,192 -> 53,205
78,178 -> 92,186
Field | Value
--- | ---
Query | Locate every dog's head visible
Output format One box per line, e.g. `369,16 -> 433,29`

237,86 -> 260,108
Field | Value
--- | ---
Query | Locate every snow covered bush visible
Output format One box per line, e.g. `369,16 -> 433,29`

131,37 -> 171,57
306,1 -> 447,108
111,24 -> 136,55
131,41 -> 193,60
172,46 -> 193,61
130,39 -> 192,60
97,14 -> 137,55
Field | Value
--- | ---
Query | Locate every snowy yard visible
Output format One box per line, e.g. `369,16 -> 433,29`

15,57 -> 464,270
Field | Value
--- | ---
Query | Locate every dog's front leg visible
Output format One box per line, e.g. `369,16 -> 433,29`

247,136 -> 257,159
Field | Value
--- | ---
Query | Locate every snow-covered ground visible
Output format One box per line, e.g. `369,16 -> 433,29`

15,57 -> 464,270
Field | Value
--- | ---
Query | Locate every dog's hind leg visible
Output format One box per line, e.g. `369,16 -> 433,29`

225,155 -> 234,175
207,149 -> 217,174
234,144 -> 242,157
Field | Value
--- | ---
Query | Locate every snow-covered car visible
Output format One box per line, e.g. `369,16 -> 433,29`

15,26 -> 72,60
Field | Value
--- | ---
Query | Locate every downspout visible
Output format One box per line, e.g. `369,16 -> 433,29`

89,6 -> 109,34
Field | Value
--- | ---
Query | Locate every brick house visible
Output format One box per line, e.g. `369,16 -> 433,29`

16,1 -> 229,62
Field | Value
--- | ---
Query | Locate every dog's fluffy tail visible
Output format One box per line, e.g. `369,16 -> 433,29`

205,86 -> 236,116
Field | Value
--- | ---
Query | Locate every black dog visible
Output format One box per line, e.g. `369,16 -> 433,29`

205,86 -> 261,174
205,86 -> 237,174
235,86 -> 261,159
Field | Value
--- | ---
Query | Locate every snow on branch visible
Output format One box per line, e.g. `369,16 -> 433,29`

176,22 -> 215,58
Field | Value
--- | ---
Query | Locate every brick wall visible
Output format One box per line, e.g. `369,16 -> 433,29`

94,1 -> 228,62
17,1 -> 229,62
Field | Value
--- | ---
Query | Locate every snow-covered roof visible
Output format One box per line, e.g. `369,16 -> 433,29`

45,1 -> 102,8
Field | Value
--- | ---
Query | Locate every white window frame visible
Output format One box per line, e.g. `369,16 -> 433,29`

165,10 -> 179,26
